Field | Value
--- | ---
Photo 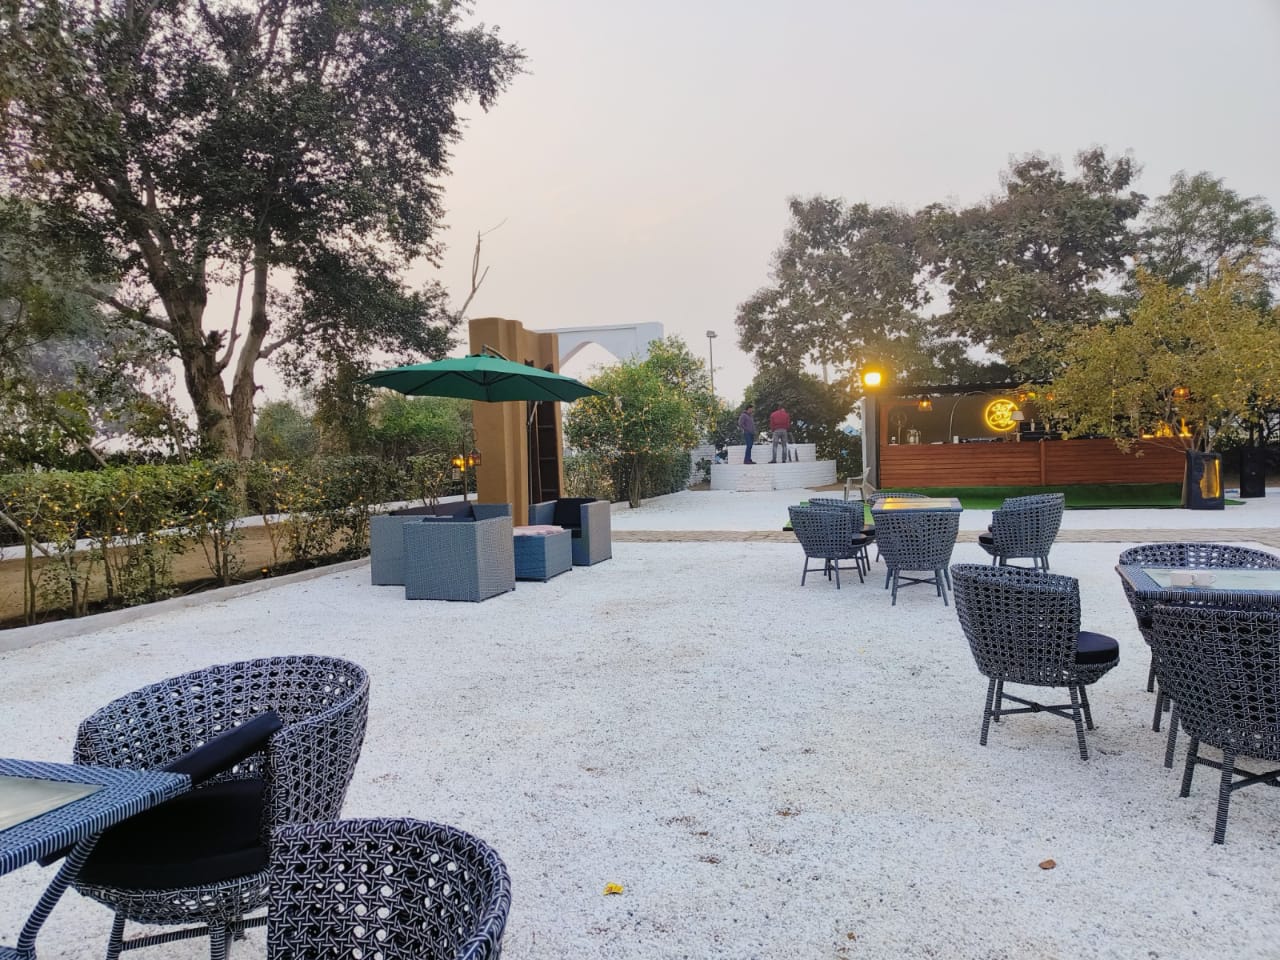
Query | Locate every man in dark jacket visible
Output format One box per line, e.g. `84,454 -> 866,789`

738,405 -> 756,463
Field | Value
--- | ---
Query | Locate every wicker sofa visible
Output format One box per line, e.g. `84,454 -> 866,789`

371,502 -> 511,586
529,497 -> 612,566
402,512 -> 515,601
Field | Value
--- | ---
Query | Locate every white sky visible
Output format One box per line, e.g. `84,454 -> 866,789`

383,0 -> 1279,406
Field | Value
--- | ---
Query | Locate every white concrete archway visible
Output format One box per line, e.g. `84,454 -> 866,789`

546,322 -> 664,367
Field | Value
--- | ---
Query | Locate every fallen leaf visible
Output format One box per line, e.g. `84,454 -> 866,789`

1039,859 -> 1057,870
603,883 -> 624,895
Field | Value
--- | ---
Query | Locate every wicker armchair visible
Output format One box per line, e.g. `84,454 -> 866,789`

268,819 -> 511,960
1116,543 -> 1280,766
977,493 -> 1064,570
951,564 -> 1120,760
806,497 -> 874,575
402,514 -> 516,601
71,656 -> 370,960
788,505 -> 863,588
371,503 -> 511,585
865,492 -> 927,563
1149,604 -> 1280,844
529,497 -> 612,566
870,508 -> 959,605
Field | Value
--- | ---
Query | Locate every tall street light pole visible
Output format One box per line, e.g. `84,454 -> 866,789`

705,330 -> 717,398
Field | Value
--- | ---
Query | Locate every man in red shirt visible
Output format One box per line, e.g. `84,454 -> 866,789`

769,406 -> 791,463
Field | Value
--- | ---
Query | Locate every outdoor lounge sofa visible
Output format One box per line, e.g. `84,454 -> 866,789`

371,502 -> 511,585
402,512 -> 515,601
529,497 -> 612,566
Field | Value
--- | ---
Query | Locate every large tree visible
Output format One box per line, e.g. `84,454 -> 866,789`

923,148 -> 1145,381
0,0 -> 522,459
736,197 -> 935,377
1139,171 -> 1279,303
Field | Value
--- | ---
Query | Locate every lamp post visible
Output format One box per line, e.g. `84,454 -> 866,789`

860,368 -> 884,489
705,330 -> 717,398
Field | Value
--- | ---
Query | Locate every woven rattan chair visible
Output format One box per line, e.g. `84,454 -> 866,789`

871,508 -> 959,605
807,497 -> 874,575
1149,604 -> 1280,844
72,655 -> 371,960
268,818 -> 511,960
1116,543 -> 1280,766
529,497 -> 612,566
788,505 -> 863,587
865,491 -> 927,563
951,564 -> 1120,760
977,493 -> 1064,570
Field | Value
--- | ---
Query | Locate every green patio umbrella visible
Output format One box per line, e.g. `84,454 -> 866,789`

360,354 -> 603,403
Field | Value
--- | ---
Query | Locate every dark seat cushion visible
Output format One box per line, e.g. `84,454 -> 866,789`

978,532 -> 995,545
77,778 -> 268,890
1075,630 -> 1120,665
552,497 -> 595,529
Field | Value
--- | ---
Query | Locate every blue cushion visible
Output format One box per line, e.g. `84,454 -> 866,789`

1076,630 -> 1120,665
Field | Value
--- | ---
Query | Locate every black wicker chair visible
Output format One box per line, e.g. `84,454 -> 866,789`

1149,604 -> 1280,844
806,497 -> 874,575
977,493 -> 1064,570
788,505 -> 863,587
951,564 -> 1120,760
72,655 -> 371,960
1116,543 -> 1280,766
871,508 -> 959,605
268,819 -> 511,960
865,492 -> 928,563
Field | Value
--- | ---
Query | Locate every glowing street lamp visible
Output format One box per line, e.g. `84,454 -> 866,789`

860,367 -> 886,489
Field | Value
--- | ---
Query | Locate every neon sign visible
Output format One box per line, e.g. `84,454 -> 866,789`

983,399 -> 1020,433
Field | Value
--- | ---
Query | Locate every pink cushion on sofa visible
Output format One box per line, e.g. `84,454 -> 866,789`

513,524 -> 565,537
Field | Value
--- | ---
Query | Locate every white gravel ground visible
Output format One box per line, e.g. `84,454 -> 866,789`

3,488 -> 1280,960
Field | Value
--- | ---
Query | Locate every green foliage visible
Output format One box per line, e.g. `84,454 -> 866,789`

562,451 -> 617,502
0,0 -> 523,457
0,462 -> 244,620
255,401 -> 320,462
610,450 -> 691,503
736,197 -> 956,385
407,452 -> 456,508
565,342 -> 703,506
369,394 -> 469,462
743,368 -> 852,443
1140,171 -> 1279,300
1051,266 -> 1280,453
924,149 -> 1144,381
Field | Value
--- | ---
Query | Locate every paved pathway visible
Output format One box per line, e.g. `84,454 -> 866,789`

616,527 -> 1280,548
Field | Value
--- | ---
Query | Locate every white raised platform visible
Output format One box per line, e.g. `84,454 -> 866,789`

711,444 -> 835,491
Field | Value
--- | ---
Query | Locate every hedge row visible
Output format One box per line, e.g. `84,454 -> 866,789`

0,457 -> 406,623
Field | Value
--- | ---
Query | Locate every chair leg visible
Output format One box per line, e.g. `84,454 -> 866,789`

1069,685 -> 1089,760
1146,656 -> 1156,694
1152,688 -> 1166,732
832,558 -> 841,589
1213,750 -> 1237,845
1164,705 -> 1179,769
937,568 -> 948,606
1179,737 -> 1200,797
992,680 -> 1004,723
800,557 -> 808,586
210,925 -> 230,960
889,571 -> 899,605
105,914 -> 126,960
980,678 -> 997,745
1079,684 -> 1094,730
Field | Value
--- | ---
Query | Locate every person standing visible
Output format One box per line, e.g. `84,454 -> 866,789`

769,406 -> 791,463
738,405 -> 757,463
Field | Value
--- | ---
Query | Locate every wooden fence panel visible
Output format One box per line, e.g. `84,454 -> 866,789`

879,439 -> 1185,488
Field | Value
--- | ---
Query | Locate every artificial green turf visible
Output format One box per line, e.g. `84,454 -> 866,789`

878,483 -> 1197,511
